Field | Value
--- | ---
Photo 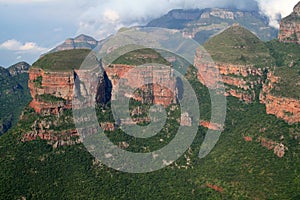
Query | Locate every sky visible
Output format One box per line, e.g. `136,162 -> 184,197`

0,0 -> 298,67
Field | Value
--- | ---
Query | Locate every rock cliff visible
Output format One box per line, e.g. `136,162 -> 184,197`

29,49 -> 111,115
260,72 -> 300,124
278,2 -> 300,44
105,48 -> 178,107
105,64 -> 177,107
197,25 -> 272,102
147,8 -> 277,43
25,49 -> 111,146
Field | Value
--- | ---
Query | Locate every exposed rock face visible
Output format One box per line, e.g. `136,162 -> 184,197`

100,122 -> 115,132
195,50 -> 265,102
105,64 -> 178,107
260,72 -> 300,124
22,128 -> 80,148
8,61 -> 30,76
199,120 -> 223,131
256,137 -> 287,158
200,8 -> 244,20
147,8 -> 277,43
28,68 -> 74,114
180,112 -> 192,127
278,2 -> 300,43
28,66 -> 110,115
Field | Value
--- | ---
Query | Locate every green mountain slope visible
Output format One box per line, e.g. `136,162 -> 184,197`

0,62 -> 31,135
204,25 -> 274,66
266,40 -> 300,99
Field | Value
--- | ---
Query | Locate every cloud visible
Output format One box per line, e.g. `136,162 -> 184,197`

103,9 -> 120,22
0,0 -> 56,4
76,0 -> 295,39
256,0 -> 299,28
0,39 -> 47,53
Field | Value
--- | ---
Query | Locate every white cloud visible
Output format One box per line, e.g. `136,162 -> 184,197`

256,0 -> 299,28
103,9 -> 120,22
0,0 -> 56,4
0,39 -> 47,53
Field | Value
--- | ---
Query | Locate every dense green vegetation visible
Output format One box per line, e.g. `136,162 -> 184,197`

204,25 -> 274,66
1,21 -> 300,199
266,40 -> 300,99
111,48 -> 170,66
0,64 -> 31,135
33,76 -> 42,88
32,49 -> 93,72
36,94 -> 66,103
0,62 -> 299,199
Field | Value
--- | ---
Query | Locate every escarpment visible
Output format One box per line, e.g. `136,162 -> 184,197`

260,71 -> 300,124
25,48 -> 181,145
104,48 -> 179,107
25,49 -> 111,146
29,50 -> 110,115
105,64 -> 177,107
278,2 -> 300,44
196,25 -> 272,102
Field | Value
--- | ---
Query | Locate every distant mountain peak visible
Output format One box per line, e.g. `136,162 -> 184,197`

48,34 -> 99,54
8,62 -> 30,76
147,8 -> 277,44
204,24 -> 273,65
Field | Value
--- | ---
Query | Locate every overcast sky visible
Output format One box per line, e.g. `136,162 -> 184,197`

0,0 -> 298,67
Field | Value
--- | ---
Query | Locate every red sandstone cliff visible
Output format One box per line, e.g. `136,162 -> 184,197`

28,68 -> 74,114
105,64 -> 178,107
260,72 -> 300,124
28,66 -> 110,115
194,49 -> 265,102
278,2 -> 300,44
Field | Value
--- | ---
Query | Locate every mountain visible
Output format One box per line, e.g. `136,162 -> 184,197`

261,40 -> 300,124
48,34 -> 100,53
278,2 -> 300,43
1,2 -> 300,199
0,46 -> 300,198
193,24 -> 273,102
147,9 -> 202,29
204,24 -> 273,65
147,8 -> 278,44
0,62 -> 31,135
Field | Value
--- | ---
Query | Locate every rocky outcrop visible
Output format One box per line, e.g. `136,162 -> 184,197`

105,64 -> 178,107
28,68 -> 74,114
8,61 -> 30,76
28,66 -> 110,115
206,183 -> 223,193
260,72 -> 300,124
199,120 -> 223,131
256,137 -> 287,158
100,122 -> 115,132
278,2 -> 300,44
